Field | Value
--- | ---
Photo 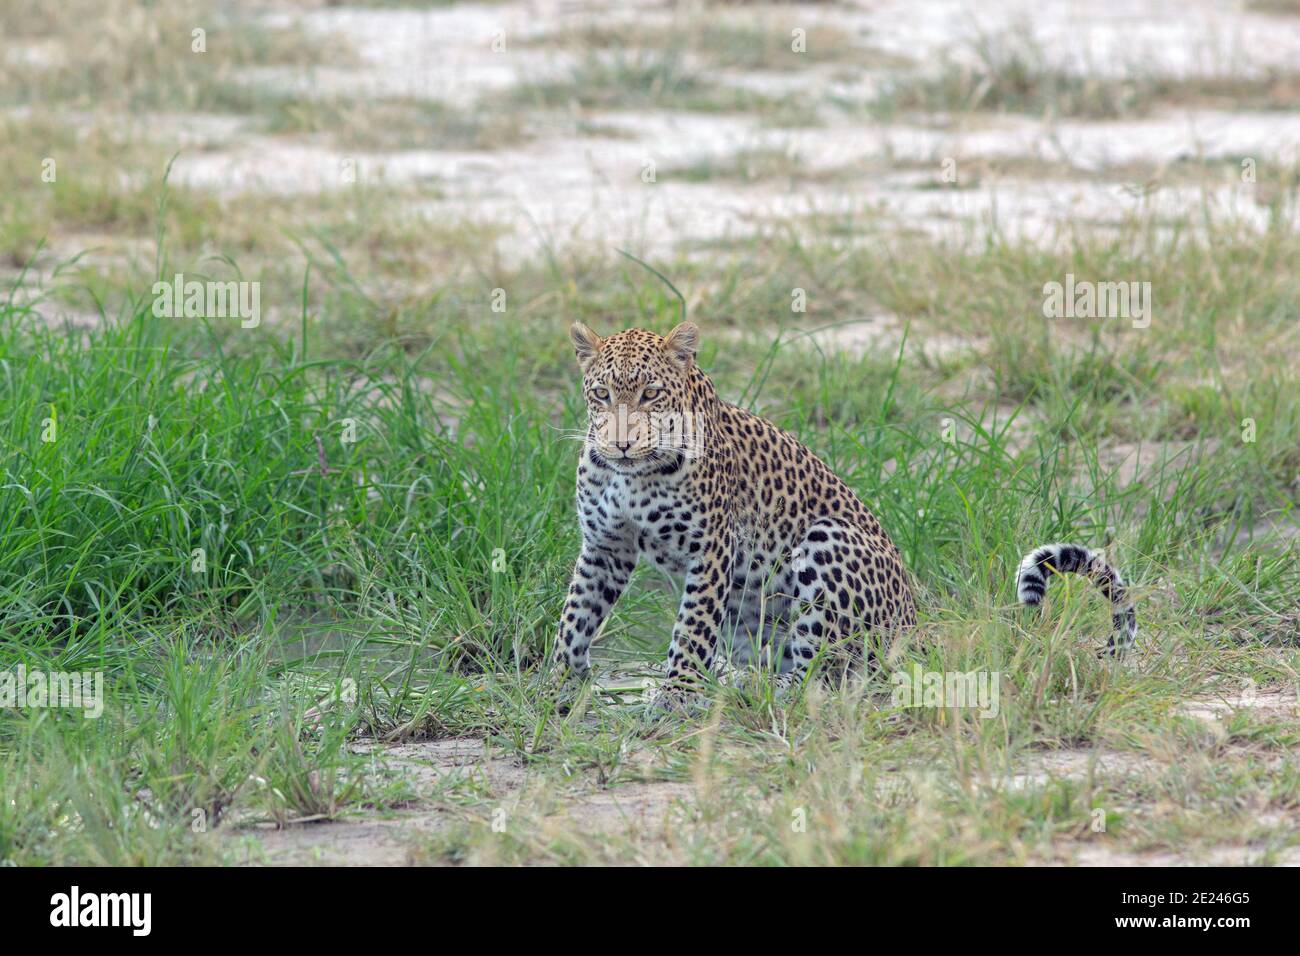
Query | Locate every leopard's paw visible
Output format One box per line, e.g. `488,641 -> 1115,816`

645,682 -> 707,719
541,657 -> 593,710
718,662 -> 767,693
771,671 -> 816,700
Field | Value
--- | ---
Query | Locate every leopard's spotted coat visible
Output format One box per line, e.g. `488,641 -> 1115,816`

553,323 -> 1136,706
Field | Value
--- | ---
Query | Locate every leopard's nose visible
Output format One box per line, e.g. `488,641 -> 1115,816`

614,440 -> 632,452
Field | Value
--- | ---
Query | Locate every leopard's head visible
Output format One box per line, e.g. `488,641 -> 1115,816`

569,322 -> 703,468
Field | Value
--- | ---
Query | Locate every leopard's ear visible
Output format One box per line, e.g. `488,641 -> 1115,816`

663,322 -> 699,366
570,322 -> 603,367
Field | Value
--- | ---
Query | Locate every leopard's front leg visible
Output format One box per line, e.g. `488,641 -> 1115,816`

553,539 -> 636,677
659,526 -> 732,702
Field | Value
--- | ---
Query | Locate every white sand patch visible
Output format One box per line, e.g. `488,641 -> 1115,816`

155,0 -> 1300,264
774,316 -> 980,365
14,0 -> 1286,290
260,1 -> 573,101
130,112 -> 253,149
170,136 -> 1282,266
1175,686 -> 1299,724
857,111 -> 1300,170
1001,748 -> 1152,790
171,136 -> 450,193
853,0 -> 1300,79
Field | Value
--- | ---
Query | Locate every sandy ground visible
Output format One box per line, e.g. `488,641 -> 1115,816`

160,0 -> 1300,263
222,688 -> 1298,864
226,736 -> 694,864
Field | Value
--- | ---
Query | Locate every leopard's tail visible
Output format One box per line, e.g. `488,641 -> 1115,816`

1016,543 -> 1137,655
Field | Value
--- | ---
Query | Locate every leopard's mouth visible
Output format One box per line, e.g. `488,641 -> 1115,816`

604,452 -> 651,468
593,447 -> 676,472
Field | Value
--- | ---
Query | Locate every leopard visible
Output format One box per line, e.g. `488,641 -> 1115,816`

552,321 -> 1137,710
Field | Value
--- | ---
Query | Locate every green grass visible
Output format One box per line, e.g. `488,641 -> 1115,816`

525,18 -> 879,73
662,146 -> 826,184
252,93 -> 528,151
508,49 -> 805,115
1,204 -> 1297,863
1246,0 -> 1300,13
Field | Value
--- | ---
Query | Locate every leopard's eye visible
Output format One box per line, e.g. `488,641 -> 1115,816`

642,387 -> 662,401
591,387 -> 610,402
